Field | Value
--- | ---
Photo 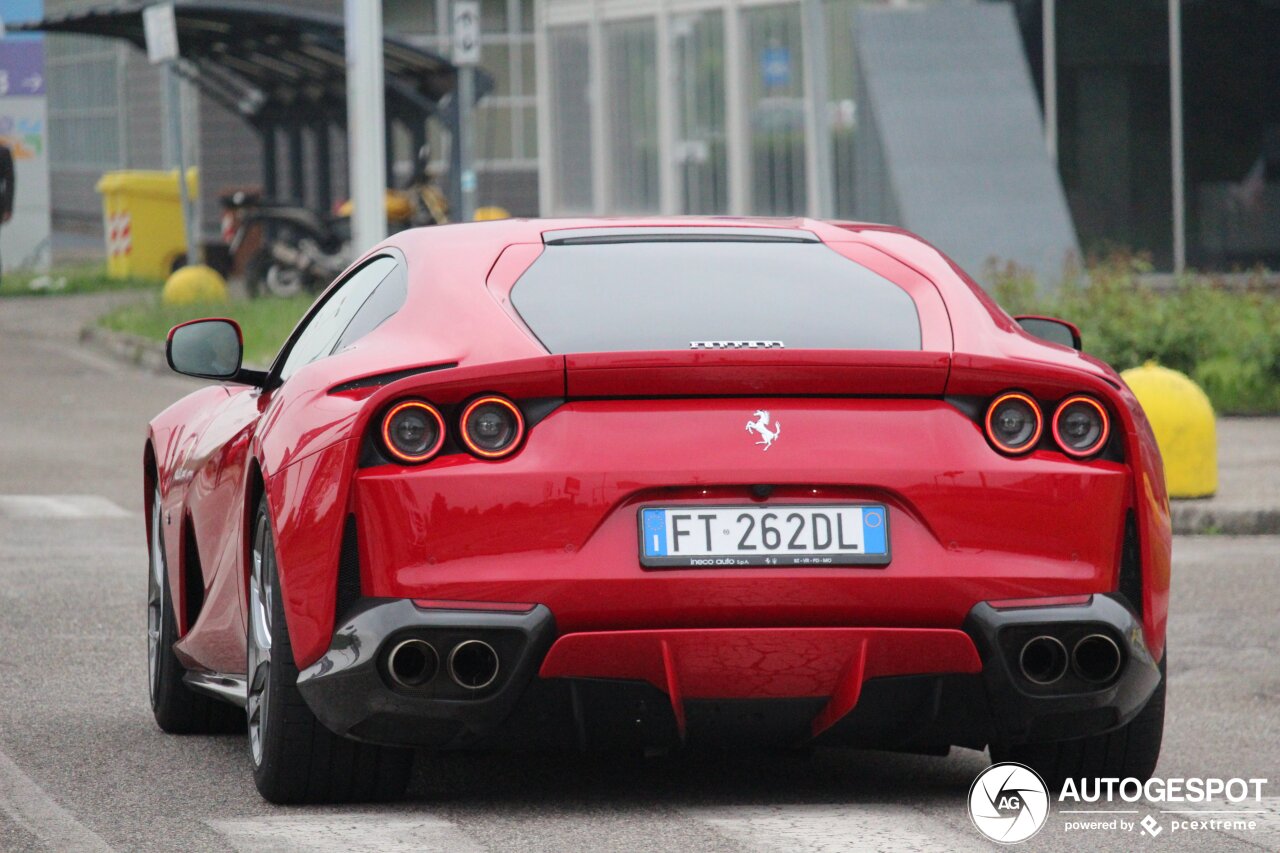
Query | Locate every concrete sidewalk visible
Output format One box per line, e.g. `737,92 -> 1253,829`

1170,418 -> 1280,535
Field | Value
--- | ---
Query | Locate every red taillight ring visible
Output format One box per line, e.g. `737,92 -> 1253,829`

460,395 -> 525,459
984,391 -> 1043,455
1052,395 -> 1110,458
381,400 -> 446,464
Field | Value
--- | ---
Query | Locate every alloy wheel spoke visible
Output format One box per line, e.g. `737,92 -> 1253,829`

247,512 -> 274,767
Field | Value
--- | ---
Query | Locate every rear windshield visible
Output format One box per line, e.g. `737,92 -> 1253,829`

509,239 -> 922,353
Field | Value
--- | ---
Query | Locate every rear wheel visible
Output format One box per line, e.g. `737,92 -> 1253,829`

991,657 -> 1166,789
246,496 -> 413,803
147,488 -> 243,733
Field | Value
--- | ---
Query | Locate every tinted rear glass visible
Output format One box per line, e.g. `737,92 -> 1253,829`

510,240 -> 921,353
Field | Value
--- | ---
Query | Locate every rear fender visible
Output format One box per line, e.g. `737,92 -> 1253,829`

947,358 -> 1170,659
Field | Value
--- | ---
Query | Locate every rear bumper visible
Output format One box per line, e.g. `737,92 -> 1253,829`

296,593 -> 1161,750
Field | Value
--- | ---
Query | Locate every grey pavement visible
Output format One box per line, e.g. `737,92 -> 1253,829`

0,294 -> 1277,852
1171,418 -> 1280,535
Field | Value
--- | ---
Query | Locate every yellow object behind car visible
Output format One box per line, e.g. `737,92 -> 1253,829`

161,264 -> 228,306
1121,361 -> 1218,498
96,169 -> 199,280
335,191 -> 415,224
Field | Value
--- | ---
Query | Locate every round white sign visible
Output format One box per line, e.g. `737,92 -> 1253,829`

968,762 -> 1051,844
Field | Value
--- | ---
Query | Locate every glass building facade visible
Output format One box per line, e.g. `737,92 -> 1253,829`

538,0 -> 865,218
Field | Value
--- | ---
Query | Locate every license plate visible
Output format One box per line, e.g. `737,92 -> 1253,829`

638,504 -> 890,568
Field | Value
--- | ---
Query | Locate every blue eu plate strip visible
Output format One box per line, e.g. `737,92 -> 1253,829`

642,509 -> 667,556
862,507 -> 887,555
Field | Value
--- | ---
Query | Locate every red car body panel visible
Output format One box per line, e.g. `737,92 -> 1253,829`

144,217 -> 1171,722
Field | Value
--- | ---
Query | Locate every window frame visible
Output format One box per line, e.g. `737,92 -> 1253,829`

265,249 -> 406,390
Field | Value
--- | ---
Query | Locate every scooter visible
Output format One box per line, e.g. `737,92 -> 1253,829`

220,147 -> 450,298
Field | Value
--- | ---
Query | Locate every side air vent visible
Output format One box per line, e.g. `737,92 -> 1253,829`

1117,510 -> 1142,617
336,515 -> 363,621
183,521 -> 205,629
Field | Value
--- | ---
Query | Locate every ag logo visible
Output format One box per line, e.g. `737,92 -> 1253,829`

968,762 -> 1050,844
745,410 -> 781,451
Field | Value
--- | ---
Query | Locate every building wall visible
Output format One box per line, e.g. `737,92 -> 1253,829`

44,0 -> 540,238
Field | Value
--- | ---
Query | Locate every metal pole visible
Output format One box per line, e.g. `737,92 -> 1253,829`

1169,0 -> 1186,274
1043,0 -> 1057,165
458,65 -> 476,222
167,65 -> 198,267
345,0 -> 388,251
801,0 -> 832,218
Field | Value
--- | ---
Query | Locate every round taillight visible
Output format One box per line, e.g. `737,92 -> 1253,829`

381,400 -> 446,464
984,392 -> 1043,455
460,396 -> 524,459
1053,395 -> 1110,458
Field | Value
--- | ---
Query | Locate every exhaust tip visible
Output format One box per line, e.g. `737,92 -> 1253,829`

386,638 -> 439,688
448,639 -> 500,690
1072,633 -> 1122,684
1019,635 -> 1069,685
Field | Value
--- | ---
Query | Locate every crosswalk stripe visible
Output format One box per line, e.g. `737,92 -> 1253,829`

688,804 -> 984,853
0,495 -> 131,519
0,747 -> 114,853
208,815 -> 488,853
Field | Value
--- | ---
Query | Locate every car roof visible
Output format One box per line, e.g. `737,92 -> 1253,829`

344,217 -> 1113,382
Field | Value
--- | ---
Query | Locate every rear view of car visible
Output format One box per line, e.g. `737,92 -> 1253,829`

147,219 -> 1168,804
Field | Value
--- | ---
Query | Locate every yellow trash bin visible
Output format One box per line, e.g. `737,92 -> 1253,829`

96,169 -> 199,280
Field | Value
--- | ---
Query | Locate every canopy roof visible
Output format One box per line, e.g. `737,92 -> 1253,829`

15,1 -> 474,126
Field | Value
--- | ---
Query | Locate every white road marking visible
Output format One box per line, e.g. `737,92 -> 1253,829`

689,804 -> 984,853
209,815 -> 487,853
0,495 -> 130,519
0,748 -> 114,852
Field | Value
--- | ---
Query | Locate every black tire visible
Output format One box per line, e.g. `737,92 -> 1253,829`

248,497 -> 413,804
991,658 -> 1166,790
148,490 -> 244,734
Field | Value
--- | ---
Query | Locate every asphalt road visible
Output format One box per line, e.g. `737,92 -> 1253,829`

0,295 -> 1277,852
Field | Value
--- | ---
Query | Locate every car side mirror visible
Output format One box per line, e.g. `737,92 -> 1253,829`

167,318 -> 244,380
1016,315 -> 1082,350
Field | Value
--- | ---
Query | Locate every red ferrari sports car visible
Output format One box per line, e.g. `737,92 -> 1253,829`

147,218 -> 1169,803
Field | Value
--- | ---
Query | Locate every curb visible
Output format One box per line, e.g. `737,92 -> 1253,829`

1170,502 -> 1280,536
79,323 -> 171,374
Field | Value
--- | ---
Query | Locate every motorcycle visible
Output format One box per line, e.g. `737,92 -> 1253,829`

220,149 -> 450,298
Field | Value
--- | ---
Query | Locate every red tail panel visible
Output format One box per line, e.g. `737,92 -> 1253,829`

565,350 -> 951,398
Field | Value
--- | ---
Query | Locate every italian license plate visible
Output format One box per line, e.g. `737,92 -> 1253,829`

638,504 -> 889,568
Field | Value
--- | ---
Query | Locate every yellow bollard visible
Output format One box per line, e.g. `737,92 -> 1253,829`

473,206 -> 511,221
1121,361 -> 1217,498
161,265 -> 229,307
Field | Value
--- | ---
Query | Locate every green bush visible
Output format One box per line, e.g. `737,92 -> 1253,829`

990,256 -> 1280,415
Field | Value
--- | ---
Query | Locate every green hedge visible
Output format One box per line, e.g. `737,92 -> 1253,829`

991,257 -> 1280,415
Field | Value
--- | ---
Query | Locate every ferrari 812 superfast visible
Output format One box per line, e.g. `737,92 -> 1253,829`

145,219 -> 1169,803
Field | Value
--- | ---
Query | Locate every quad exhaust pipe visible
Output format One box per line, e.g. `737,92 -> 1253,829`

1072,633 -> 1122,684
447,639 -> 500,690
386,637 -> 500,691
1018,633 -> 1122,686
1019,635 -> 1068,684
386,638 -> 439,688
